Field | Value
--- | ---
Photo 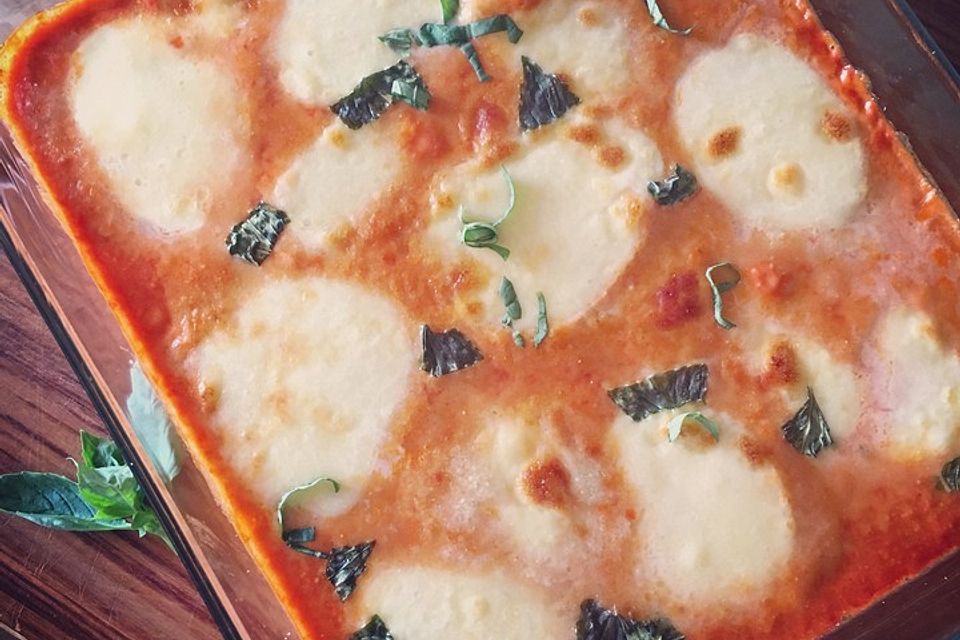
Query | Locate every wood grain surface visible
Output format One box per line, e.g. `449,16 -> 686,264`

0,3 -> 958,640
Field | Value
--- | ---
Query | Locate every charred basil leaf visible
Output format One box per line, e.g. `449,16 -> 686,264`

351,615 -> 394,640
667,411 -> 719,443
704,262 -> 741,330
459,165 -> 516,260
781,387 -> 834,457
331,60 -> 430,130
645,0 -> 692,35
380,16 -> 523,82
647,164 -> 698,206
534,292 -> 549,348
420,325 -> 484,377
577,599 -> 685,640
940,457 -> 960,492
276,477 -> 340,553
608,364 -> 709,422
327,542 -> 376,601
226,202 -> 290,266
519,56 -> 581,131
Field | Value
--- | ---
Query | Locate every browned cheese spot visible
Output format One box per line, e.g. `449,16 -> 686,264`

708,126 -> 742,159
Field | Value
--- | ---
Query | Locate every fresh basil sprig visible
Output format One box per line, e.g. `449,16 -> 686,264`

459,165 -> 516,260
645,0 -> 692,35
705,262 -> 741,330
0,432 -> 172,548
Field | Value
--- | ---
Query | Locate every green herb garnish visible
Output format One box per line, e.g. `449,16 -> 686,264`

498,276 -> 526,347
127,363 -> 181,485
648,164 -> 698,206
459,165 -> 516,260
705,262 -> 741,330
380,16 -> 523,82
667,411 -> 719,443
645,0 -> 692,35
519,56 -> 581,131
226,202 -> 290,266
577,599 -> 685,640
440,0 -> 459,23
533,292 -> 549,347
939,456 -> 960,492
608,364 -> 709,422
331,60 -> 430,130
420,325 -> 484,376
781,387 -> 834,457
351,615 -> 395,640
277,477 -> 341,549
0,432 -> 172,548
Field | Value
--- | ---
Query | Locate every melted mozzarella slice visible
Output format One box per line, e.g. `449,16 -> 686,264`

193,277 -> 414,513
611,410 -> 795,603
428,119 -> 662,332
270,123 -> 402,250
514,1 -> 631,99
872,308 -> 960,459
355,564 -> 572,639
674,35 -> 866,232
70,19 -> 248,233
273,0 -> 437,105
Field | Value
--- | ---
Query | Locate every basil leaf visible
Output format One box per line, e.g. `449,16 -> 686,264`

440,0 -> 459,23
648,164 -> 698,206
499,277 -> 522,325
519,56 -> 581,131
76,463 -> 142,521
80,431 -> 124,469
608,364 -> 709,422
326,541 -> 375,601
130,508 -> 174,549
351,615 -> 395,640
939,456 -> 960,492
420,325 -> 484,377
378,29 -> 419,56
645,0 -> 692,35
704,262 -> 741,330
534,292 -> 549,347
459,165 -> 516,260
226,201 -> 290,266
276,477 -> 340,543
0,472 -> 130,532
781,387 -> 834,457
577,599 -> 685,640
127,363 -> 181,485
331,60 -> 431,130
667,411 -> 719,443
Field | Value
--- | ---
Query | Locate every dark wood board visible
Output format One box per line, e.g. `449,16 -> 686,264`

0,2 -> 957,639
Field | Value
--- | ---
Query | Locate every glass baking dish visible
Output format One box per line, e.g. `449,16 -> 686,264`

1,1 -> 959,638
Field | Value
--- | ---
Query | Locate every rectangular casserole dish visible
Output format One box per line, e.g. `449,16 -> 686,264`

0,0 -> 958,638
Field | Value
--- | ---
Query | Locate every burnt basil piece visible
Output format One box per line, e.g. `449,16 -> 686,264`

226,202 -> 290,266
420,325 -> 484,377
577,599 -> 685,640
781,387 -> 834,457
647,165 -> 699,206
326,541 -> 376,601
939,456 -> 960,492
608,364 -> 709,422
350,615 -> 394,640
331,60 -> 430,130
519,56 -> 581,131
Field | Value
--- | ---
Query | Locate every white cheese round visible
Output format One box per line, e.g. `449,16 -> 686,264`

674,34 -> 866,232
272,0 -> 437,105
193,277 -> 414,513
70,19 -> 248,234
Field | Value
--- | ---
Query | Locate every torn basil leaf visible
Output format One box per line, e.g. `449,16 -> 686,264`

459,165 -> 516,260
0,472 -> 130,532
705,262 -> 741,330
351,615 -> 394,640
608,364 -> 709,422
276,477 -> 340,547
226,202 -> 290,266
440,0 -> 459,23
940,457 -> 960,492
499,277 -> 525,348
647,164 -> 698,206
534,292 -> 549,347
331,60 -> 430,130
577,599 -> 685,640
781,387 -> 834,457
519,56 -> 581,131
645,0 -> 692,35
667,411 -> 719,443
420,325 -> 484,377
327,542 -> 375,601
380,16 -> 523,82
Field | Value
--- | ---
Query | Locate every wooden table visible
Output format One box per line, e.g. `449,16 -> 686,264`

1,3 -> 958,639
